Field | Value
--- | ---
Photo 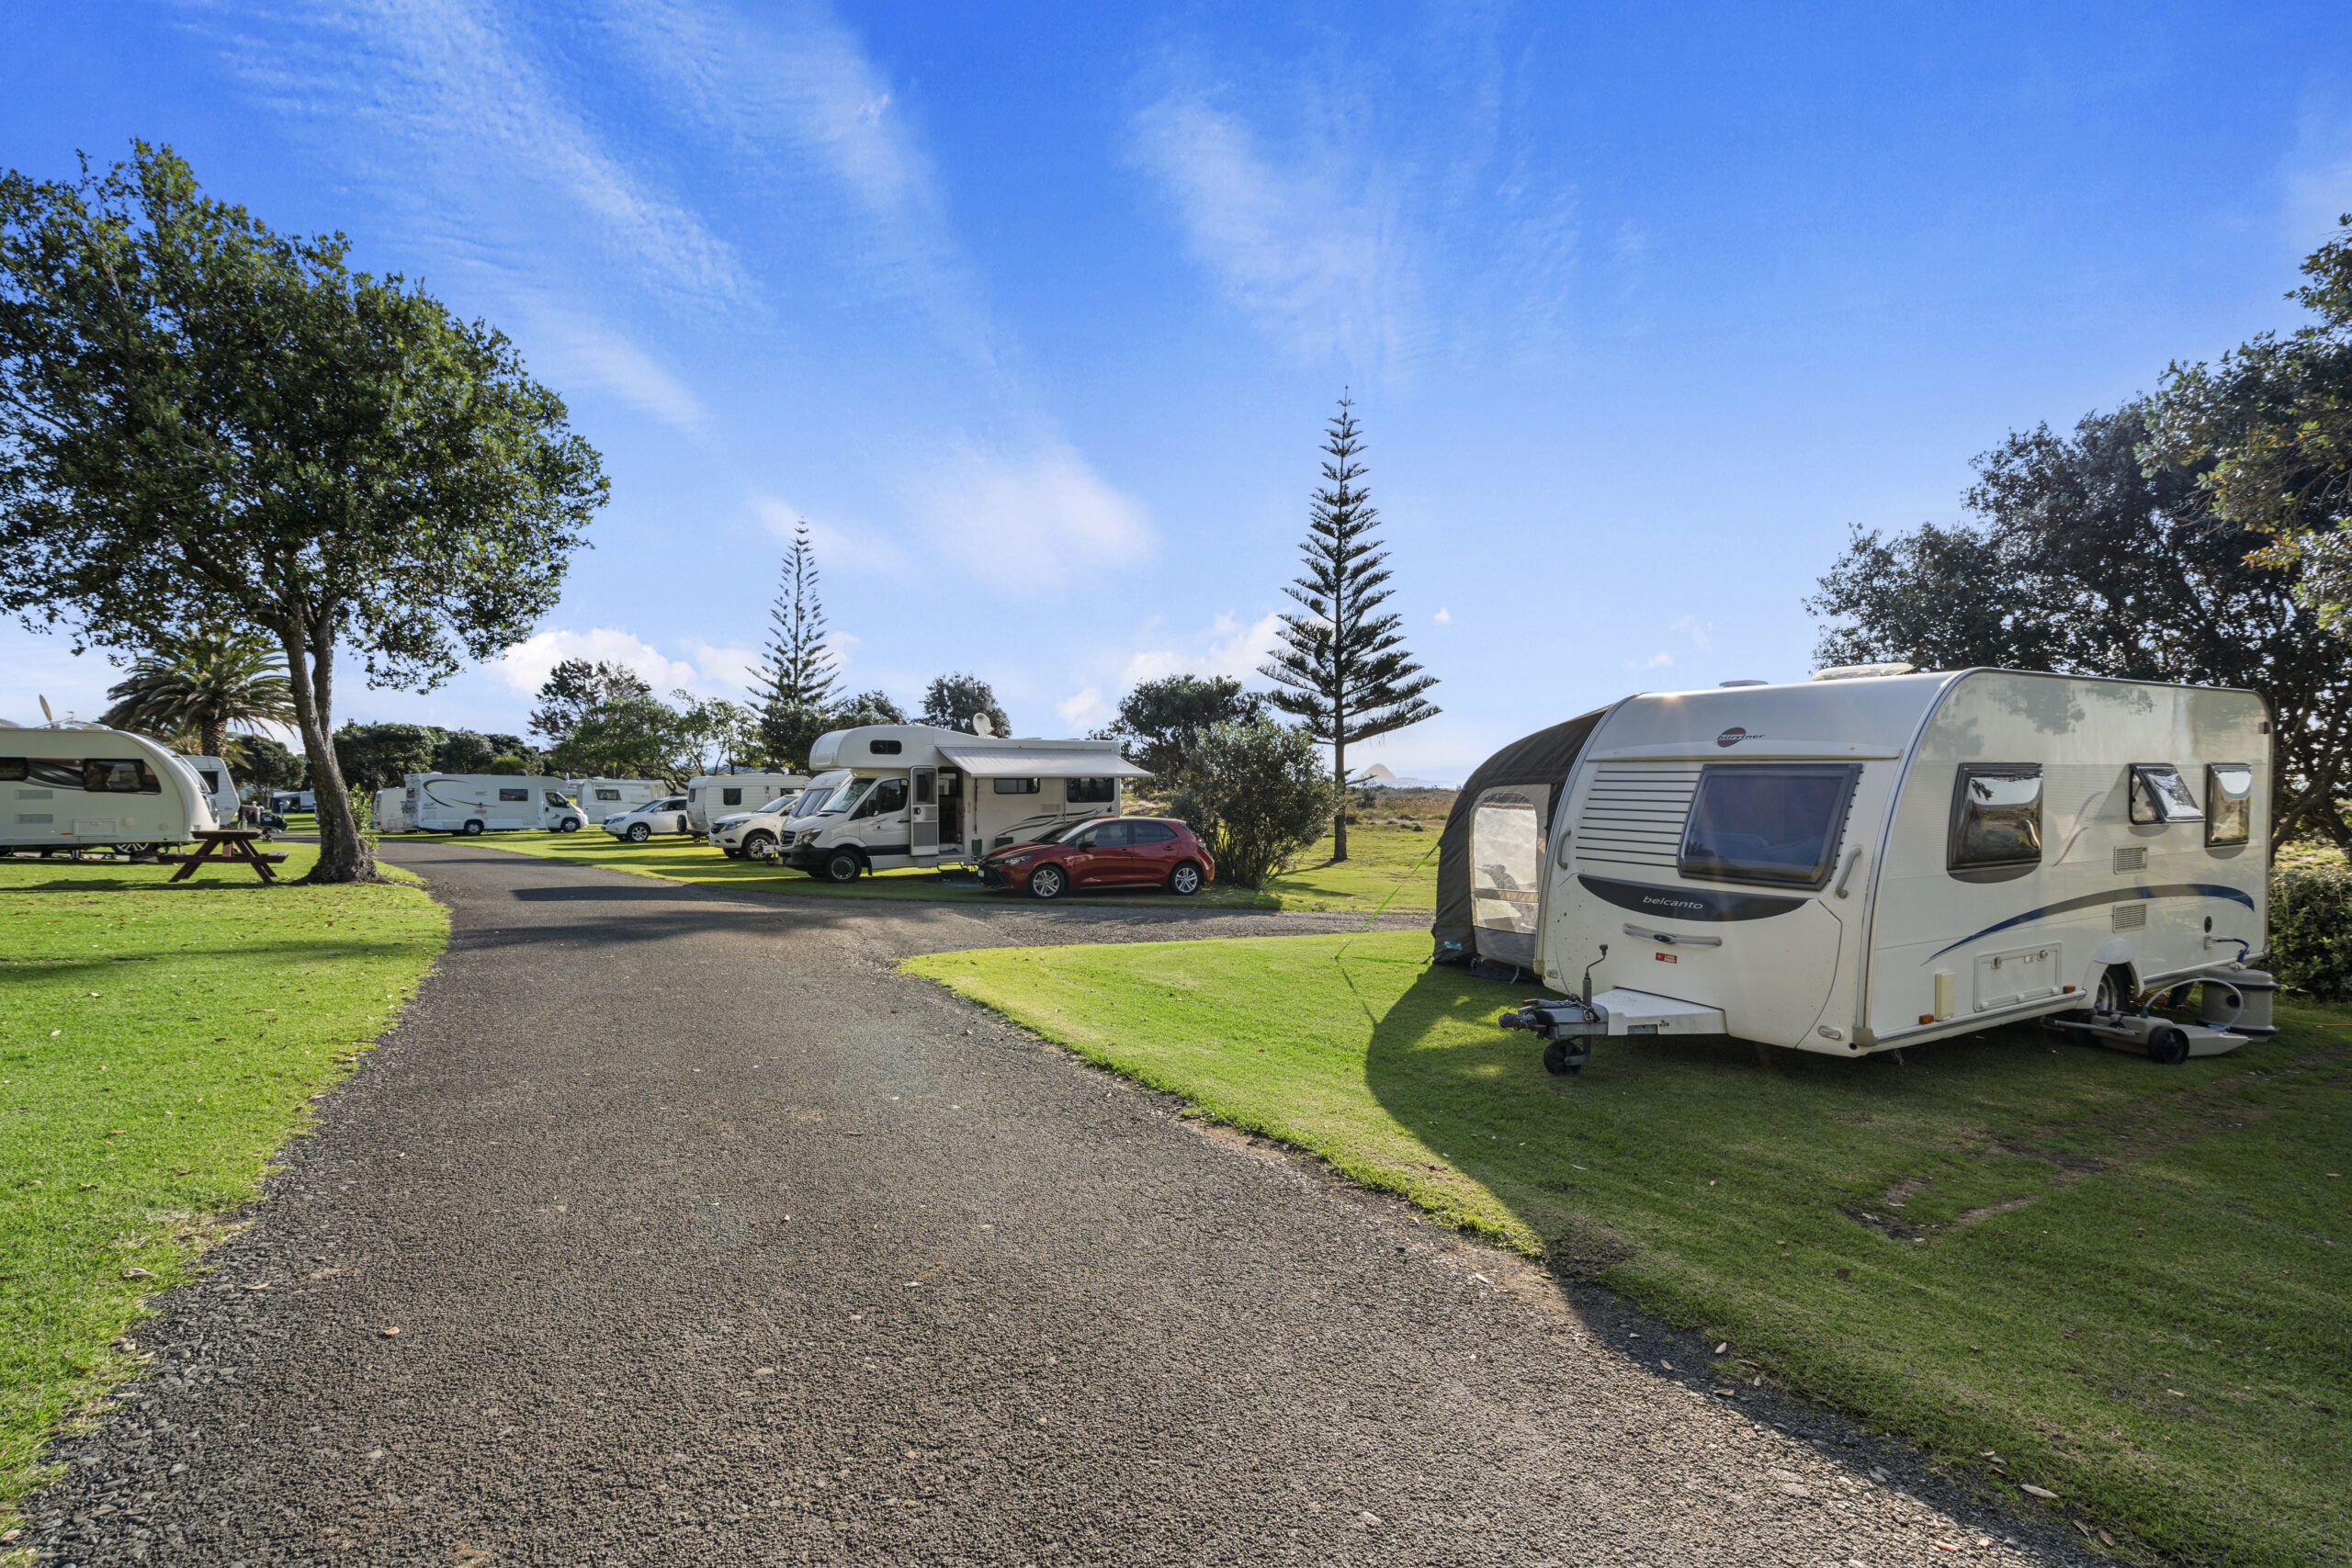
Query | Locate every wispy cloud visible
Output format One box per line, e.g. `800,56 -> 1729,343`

1122,611 -> 1283,689
494,626 -> 733,697
523,310 -> 712,435
904,441 -> 1153,596
750,496 -> 910,578
2283,97 -> 2352,249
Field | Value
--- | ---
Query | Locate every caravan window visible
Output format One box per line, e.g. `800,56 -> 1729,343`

2129,764 -> 2202,826
994,777 -> 1040,795
0,759 -> 24,782
84,760 -> 161,795
595,787 -> 621,801
722,788 -> 743,806
1067,777 -> 1117,804
868,739 -> 903,755
1679,764 -> 1859,888
2205,764 -> 2253,846
498,787 -> 528,802
1949,765 -> 2043,872
199,770 -> 222,793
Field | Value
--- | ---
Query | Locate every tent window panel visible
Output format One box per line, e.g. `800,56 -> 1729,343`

1679,764 -> 1858,888
2130,764 -> 2202,825
2205,764 -> 2253,847
1471,789 -> 1544,934
1067,776 -> 1118,804
1949,765 -> 2043,871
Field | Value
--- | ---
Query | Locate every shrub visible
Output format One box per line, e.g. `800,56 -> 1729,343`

1170,721 -> 1339,888
2268,865 -> 2352,999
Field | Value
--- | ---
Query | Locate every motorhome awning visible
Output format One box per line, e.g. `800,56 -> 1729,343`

933,745 -> 1149,779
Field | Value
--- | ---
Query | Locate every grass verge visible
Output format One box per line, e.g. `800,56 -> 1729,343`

0,845 -> 446,1517
905,930 -> 2351,1567
427,818 -> 1441,913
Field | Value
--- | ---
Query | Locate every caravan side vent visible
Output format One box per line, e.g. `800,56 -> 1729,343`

1569,762 -> 1702,872
2113,846 -> 2147,874
2111,901 -> 2147,931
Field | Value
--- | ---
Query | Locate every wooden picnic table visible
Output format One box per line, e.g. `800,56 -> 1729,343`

165,829 -> 288,885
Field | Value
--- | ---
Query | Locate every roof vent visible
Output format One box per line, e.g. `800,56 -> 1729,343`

1812,662 -> 1916,682
1718,679 -> 1769,688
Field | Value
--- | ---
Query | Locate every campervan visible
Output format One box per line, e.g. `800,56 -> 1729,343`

775,724 -> 1148,882
1476,668 -> 2272,1068
371,786 -> 414,833
567,777 -> 662,825
1,721 -> 214,853
406,773 -> 578,835
684,773 -> 809,835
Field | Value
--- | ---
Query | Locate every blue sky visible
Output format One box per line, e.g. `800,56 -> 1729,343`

6,2 -> 2350,778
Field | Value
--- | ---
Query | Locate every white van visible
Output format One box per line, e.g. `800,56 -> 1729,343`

1487,667 -> 2271,1068
684,773 -> 809,835
604,795 -> 692,842
407,773 -> 575,835
1,722 -> 213,853
774,724 -> 1147,882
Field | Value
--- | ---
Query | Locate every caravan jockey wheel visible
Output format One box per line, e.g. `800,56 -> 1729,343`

2147,1024 -> 2192,1066
1543,1041 -> 1580,1077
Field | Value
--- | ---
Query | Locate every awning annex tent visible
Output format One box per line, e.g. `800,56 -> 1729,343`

1430,706 -> 1611,974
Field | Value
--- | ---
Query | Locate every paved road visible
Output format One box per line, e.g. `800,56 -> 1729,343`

31,842 -> 2080,1565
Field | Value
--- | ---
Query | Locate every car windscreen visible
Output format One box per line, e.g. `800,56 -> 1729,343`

754,795 -> 797,815
1036,818 -> 1106,844
791,773 -> 852,818
1679,764 -> 1860,887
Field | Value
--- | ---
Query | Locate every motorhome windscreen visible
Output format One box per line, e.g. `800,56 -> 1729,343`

1678,764 -> 1859,888
791,773 -> 853,818
813,775 -> 870,816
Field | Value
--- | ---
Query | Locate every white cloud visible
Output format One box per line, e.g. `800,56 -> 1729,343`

678,637 -> 765,694
524,312 -> 712,436
1635,651 -> 1674,670
1433,606 -> 1451,625
750,495 -> 910,578
1121,611 -> 1284,688
905,441 -> 1152,594
1669,615 -> 1714,651
493,627 -> 710,697
2285,99 -> 2352,249
1057,687 -> 1108,729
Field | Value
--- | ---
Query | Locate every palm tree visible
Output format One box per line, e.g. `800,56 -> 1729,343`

100,628 -> 298,760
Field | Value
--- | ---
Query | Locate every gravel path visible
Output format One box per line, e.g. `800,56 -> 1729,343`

28,841 -> 2087,1565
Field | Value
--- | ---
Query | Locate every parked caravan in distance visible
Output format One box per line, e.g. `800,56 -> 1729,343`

567,777 -> 662,826
271,790 -> 316,813
775,724 -> 1148,882
372,786 -> 413,833
406,773 -> 577,835
1,721 -> 213,853
182,755 -> 240,827
1473,668 -> 2273,1070
684,773 -> 809,835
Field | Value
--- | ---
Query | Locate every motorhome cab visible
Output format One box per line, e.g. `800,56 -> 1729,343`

406,773 -> 577,834
777,724 -> 1148,882
1,721 -> 214,853
1475,668 -> 2272,1068
685,773 -> 809,836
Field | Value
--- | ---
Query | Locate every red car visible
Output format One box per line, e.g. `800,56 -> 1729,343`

979,816 -> 1214,899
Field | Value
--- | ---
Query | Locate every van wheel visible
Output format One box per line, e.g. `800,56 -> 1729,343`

1029,864 -> 1068,900
1168,861 -> 1204,896
626,822 -> 650,842
559,818 -> 581,833
821,849 -> 864,884
463,820 -> 485,837
742,830 -> 776,858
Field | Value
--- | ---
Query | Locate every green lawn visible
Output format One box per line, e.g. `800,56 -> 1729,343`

0,846 -> 446,1515
434,817 -> 1442,913
906,930 -> 2352,1567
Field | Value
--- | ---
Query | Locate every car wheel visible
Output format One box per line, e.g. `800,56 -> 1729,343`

1168,860 -> 1204,896
821,848 -> 864,884
1029,864 -> 1068,900
627,822 -> 650,842
742,830 -> 776,858
463,819 -> 484,837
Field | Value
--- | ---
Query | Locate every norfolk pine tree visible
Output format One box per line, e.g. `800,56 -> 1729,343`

1259,398 -> 1438,862
0,145 -> 606,881
754,524 -> 840,767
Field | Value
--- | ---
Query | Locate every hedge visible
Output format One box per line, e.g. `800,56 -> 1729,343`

2268,864 -> 2352,1000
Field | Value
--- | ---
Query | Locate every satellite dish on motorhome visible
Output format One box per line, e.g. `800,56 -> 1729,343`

969,712 -> 995,737
40,694 -> 54,723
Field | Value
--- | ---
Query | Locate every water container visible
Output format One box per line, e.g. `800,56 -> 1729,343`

2199,969 -> 2278,1039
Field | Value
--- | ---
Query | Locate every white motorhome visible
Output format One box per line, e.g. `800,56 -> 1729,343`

684,773 -> 809,835
567,777 -> 662,825
406,773 -> 578,835
1485,668 -> 2271,1068
371,786 -> 414,833
775,724 -> 1148,882
1,721 -> 214,853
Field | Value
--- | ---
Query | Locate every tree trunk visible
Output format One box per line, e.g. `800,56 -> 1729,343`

199,718 -> 226,760
1331,732 -> 1349,863
280,623 -> 378,884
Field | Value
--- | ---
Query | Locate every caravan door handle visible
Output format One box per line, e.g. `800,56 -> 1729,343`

1833,846 -> 1863,898
1621,923 -> 1722,948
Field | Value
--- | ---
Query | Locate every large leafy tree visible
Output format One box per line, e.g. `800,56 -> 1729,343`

2147,218 -> 2352,634
0,145 -> 607,881
1168,720 -> 1340,888
753,523 -> 841,767
1260,398 -> 1438,862
528,659 -> 649,745
332,722 -> 445,794
97,626 -> 296,759
1808,403 -> 2352,851
1097,673 -> 1265,790
921,672 -> 1009,736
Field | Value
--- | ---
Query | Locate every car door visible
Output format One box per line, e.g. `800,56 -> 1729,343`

664,798 -> 689,833
852,777 -> 910,850
1072,819 -> 1136,884
1125,819 -> 1179,882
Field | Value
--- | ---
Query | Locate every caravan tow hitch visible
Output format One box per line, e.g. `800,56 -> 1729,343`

1499,999 -> 1602,1077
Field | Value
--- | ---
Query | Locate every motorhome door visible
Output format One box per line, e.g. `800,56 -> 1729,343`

910,767 -> 939,854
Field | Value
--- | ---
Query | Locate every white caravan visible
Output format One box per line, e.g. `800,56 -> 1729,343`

371,786 -> 414,833
406,773 -> 577,835
684,773 -> 809,835
775,724 -> 1148,882
1491,668 -> 2271,1068
182,755 -> 240,826
1,722 -> 214,852
567,777 -> 662,825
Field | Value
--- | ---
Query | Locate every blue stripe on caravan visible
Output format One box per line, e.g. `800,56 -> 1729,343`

1924,883 -> 2256,964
